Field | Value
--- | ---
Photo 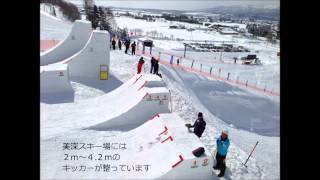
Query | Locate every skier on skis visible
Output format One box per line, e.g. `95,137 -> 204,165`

213,130 -> 230,177
131,41 -> 136,55
137,57 -> 145,74
186,112 -> 206,138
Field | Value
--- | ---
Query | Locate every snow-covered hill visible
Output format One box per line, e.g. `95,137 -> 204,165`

40,10 -> 280,179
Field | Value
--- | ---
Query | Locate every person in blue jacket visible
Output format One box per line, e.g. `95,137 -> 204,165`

213,129 -> 230,177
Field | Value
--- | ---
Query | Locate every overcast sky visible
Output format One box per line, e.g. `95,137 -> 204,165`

68,0 -> 279,11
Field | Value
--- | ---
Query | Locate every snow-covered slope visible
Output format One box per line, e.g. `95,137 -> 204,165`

41,113 -> 214,179
40,11 -> 280,179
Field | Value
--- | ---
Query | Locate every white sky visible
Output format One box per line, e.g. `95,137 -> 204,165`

67,0 -> 279,11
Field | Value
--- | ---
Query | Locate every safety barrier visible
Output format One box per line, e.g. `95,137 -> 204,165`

136,48 -> 280,97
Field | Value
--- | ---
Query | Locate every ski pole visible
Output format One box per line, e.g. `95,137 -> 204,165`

242,141 -> 259,168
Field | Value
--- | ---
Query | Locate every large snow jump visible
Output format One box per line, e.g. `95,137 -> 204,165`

40,20 -> 92,66
41,74 -> 170,138
41,29 -> 111,97
41,113 -> 214,179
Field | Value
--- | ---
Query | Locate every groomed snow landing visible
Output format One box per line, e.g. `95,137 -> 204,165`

41,113 -> 214,180
41,20 -> 92,66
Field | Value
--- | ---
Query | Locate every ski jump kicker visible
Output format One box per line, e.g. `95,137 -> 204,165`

41,20 -> 111,97
41,113 -> 213,180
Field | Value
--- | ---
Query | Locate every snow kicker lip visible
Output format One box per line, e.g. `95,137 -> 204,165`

40,20 -> 92,66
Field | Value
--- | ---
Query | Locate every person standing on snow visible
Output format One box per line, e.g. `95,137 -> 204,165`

213,130 -> 230,177
137,57 -> 145,74
112,38 -> 116,50
150,57 -> 156,73
153,58 -> 159,75
177,58 -> 180,65
131,41 -> 136,55
187,112 -> 206,138
118,39 -> 122,50
125,40 -> 130,54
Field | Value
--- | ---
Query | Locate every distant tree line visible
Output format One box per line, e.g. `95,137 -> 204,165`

40,0 -> 80,21
247,23 -> 273,38
83,1 -> 114,31
162,14 -> 200,24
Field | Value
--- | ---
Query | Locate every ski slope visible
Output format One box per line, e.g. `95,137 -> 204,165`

41,10 -> 280,179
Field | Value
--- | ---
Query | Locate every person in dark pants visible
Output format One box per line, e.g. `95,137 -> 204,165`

213,130 -> 230,177
118,39 -> 122,50
112,39 -> 116,50
188,112 -> 206,138
131,41 -> 136,55
177,58 -> 180,65
150,57 -> 156,73
125,40 -> 130,54
153,59 -> 159,75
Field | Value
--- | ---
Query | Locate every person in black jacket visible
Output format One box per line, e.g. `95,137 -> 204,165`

150,57 -> 156,73
188,112 -> 206,138
118,39 -> 122,50
131,41 -> 136,55
112,38 -> 116,50
153,59 -> 159,75
125,40 -> 130,54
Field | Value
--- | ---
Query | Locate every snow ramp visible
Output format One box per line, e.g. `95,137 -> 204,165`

41,113 -> 214,179
41,74 -> 169,139
41,29 -> 111,97
40,20 -> 92,66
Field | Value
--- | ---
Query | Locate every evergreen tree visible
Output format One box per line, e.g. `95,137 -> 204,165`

91,5 -> 99,29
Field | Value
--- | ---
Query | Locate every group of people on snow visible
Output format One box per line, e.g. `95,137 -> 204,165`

187,112 -> 230,177
136,56 -> 161,78
112,35 -> 230,178
111,37 -> 136,55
